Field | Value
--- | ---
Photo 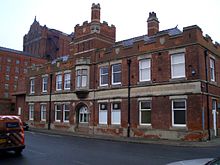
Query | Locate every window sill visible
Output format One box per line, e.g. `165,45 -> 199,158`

169,77 -> 187,82
137,81 -> 152,86
170,125 -> 187,130
137,125 -> 152,129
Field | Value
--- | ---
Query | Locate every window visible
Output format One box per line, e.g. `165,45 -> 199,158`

15,67 -> 19,73
42,76 -> 48,92
16,60 -> 20,64
29,104 -> 34,120
55,104 -> 62,122
99,103 -> 108,124
171,53 -> 185,78
64,73 -> 71,90
7,58 -> 11,63
112,64 -> 121,85
5,75 -> 10,81
172,100 -> 186,126
14,76 -> 18,82
30,78 -> 35,94
63,104 -> 70,122
100,66 -> 108,86
111,103 -> 121,125
210,58 -> 215,82
56,74 -> 62,91
24,61 -> 28,66
139,59 -> 151,82
4,92 -> 9,98
139,101 -> 151,125
14,85 -> 17,91
40,104 -> 47,121
6,66 -> 10,72
24,69 -> 28,74
79,106 -> 89,123
76,69 -> 88,88
5,84 -> 9,90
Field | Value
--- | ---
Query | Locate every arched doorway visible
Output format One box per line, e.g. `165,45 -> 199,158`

79,106 -> 89,124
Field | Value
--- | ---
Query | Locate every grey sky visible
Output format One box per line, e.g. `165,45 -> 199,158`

0,0 -> 219,51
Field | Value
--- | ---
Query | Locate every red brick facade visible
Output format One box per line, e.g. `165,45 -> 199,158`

0,46 -> 47,115
22,3 -> 220,141
23,17 -> 73,60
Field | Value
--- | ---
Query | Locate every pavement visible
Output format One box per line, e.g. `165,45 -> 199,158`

28,127 -> 220,147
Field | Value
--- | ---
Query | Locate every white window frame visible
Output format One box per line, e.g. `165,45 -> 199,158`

210,58 -> 215,82
79,106 -> 89,123
171,53 -> 185,79
29,104 -> 34,120
76,69 -> 88,88
40,104 -> 47,121
172,99 -> 186,127
30,78 -> 35,94
111,103 -> 121,125
64,73 -> 71,90
139,101 -> 151,125
139,59 -> 151,82
112,64 -> 121,85
56,74 -> 62,91
99,103 -> 108,124
63,104 -> 70,122
42,76 -> 48,93
55,104 -> 62,122
100,66 -> 109,86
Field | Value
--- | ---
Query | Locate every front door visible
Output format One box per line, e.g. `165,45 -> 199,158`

212,100 -> 217,136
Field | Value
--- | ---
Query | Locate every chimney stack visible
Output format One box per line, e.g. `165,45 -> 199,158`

147,12 -> 159,36
91,3 -> 101,23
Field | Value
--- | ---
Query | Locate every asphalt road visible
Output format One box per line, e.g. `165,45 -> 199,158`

0,131 -> 220,165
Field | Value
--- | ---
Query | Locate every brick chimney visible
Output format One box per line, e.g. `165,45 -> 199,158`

147,12 -> 159,36
91,3 -> 101,23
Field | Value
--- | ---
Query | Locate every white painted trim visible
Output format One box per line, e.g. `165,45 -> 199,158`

169,48 -> 186,54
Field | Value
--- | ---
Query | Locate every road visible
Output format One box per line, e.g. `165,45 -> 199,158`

0,131 -> 220,165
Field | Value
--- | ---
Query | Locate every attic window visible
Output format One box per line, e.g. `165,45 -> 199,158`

91,25 -> 100,33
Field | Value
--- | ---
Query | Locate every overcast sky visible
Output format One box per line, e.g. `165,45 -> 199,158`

0,0 -> 219,51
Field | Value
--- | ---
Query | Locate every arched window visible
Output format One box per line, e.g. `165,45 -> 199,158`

79,106 -> 89,123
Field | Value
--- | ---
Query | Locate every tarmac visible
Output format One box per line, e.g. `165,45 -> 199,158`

29,127 -> 220,147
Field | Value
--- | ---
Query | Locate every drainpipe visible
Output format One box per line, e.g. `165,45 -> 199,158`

127,59 -> 131,137
48,73 -> 53,130
204,50 -> 211,140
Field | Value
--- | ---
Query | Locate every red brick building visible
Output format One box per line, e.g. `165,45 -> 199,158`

23,3 -> 220,141
0,46 -> 47,115
23,17 -> 73,60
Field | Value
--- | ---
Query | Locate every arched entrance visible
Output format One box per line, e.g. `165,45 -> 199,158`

75,103 -> 90,133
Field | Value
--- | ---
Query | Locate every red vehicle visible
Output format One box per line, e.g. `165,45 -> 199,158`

0,115 -> 25,154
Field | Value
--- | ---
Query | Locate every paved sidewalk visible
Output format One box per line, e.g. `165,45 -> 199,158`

28,128 -> 220,147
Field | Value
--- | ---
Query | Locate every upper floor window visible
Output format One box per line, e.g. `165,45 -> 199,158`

139,101 -> 151,125
15,67 -> 19,73
56,74 -> 62,91
171,53 -> 185,79
210,58 -> 215,82
5,75 -> 10,81
6,66 -> 10,72
100,66 -> 108,86
42,76 -> 48,92
64,73 -> 71,90
7,58 -> 11,63
16,60 -> 20,65
172,99 -> 186,127
76,69 -> 88,88
112,64 -> 121,85
139,59 -> 151,82
30,78 -> 35,94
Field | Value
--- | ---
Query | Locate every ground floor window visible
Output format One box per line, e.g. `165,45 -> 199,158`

172,99 -> 186,126
29,104 -> 34,120
40,104 -> 46,121
79,106 -> 89,123
63,104 -> 70,122
99,103 -> 108,124
139,101 -> 151,125
111,103 -> 121,125
55,104 -> 62,122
